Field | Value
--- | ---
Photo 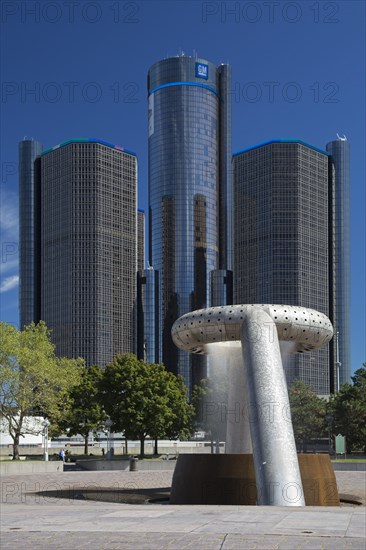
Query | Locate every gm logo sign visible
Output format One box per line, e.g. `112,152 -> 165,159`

196,62 -> 208,80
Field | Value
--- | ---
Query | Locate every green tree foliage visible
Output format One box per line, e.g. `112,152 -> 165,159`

288,380 -> 327,452
0,322 -> 83,459
58,364 -> 107,455
99,354 -> 194,456
328,363 -> 366,453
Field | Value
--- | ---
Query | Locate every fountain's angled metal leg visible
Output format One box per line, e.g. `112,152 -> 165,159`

226,346 -> 252,454
241,308 -> 305,506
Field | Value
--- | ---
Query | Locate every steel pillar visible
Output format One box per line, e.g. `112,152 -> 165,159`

241,308 -> 305,506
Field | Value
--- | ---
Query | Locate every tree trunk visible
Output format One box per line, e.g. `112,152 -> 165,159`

210,436 -> 214,454
13,432 -> 20,460
140,437 -> 145,457
125,437 -> 128,454
154,438 -> 158,455
84,433 -> 89,455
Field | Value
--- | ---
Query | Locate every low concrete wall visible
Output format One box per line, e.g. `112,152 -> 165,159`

0,461 -> 63,475
332,462 -> 366,471
77,459 -> 177,471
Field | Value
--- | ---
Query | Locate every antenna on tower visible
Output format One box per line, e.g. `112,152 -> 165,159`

336,133 -> 347,141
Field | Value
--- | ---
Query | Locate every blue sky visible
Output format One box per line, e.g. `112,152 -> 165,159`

1,1 -> 365,374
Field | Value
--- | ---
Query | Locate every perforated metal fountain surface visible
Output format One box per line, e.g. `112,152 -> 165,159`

171,304 -> 334,506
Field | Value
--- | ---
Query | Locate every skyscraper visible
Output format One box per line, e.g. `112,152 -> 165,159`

233,140 -> 331,394
326,137 -> 351,388
137,208 -> 145,272
37,138 -> 137,366
148,55 -> 232,391
19,139 -> 43,328
137,266 -> 159,364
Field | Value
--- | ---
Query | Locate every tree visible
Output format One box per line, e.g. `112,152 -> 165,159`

149,367 -> 194,454
288,380 -> 327,452
58,364 -> 107,455
328,363 -> 366,453
99,354 -> 194,456
0,321 -> 83,459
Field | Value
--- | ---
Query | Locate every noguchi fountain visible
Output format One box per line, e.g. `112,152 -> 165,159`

172,304 -> 333,506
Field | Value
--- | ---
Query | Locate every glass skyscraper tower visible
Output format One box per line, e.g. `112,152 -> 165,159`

39,139 -> 137,366
137,209 -> 145,273
326,137 -> 351,387
148,55 -> 232,391
19,139 -> 43,328
137,266 -> 159,364
233,140 -> 331,395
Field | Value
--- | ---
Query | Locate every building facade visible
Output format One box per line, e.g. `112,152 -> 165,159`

19,139 -> 43,328
233,140 -> 331,394
326,137 -> 351,388
37,139 -> 137,366
137,209 -> 145,273
137,266 -> 160,364
148,55 -> 232,391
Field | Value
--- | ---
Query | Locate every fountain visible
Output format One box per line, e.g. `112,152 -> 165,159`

170,304 -> 339,506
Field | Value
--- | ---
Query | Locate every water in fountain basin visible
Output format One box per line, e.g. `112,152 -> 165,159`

206,342 -> 252,454
204,340 -> 298,454
280,340 -> 297,389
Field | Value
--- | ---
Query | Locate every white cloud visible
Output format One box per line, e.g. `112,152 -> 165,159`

0,258 -> 19,276
0,190 -> 19,239
0,190 -> 19,276
0,275 -> 19,293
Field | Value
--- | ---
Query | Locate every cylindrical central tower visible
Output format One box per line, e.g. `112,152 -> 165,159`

326,138 -> 351,388
148,55 -> 232,390
19,138 -> 43,328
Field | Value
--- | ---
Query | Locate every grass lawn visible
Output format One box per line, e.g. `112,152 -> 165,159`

331,458 -> 366,463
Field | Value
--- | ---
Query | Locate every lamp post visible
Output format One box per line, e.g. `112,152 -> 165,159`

104,417 -> 113,459
325,413 -> 334,456
335,331 -> 341,392
42,419 -> 50,461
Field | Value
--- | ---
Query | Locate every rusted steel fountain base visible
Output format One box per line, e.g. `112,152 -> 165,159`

170,454 -> 339,506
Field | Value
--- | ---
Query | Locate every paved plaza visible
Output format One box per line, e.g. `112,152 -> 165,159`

1,469 -> 365,549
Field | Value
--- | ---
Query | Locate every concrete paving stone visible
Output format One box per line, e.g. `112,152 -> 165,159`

268,510 -> 354,537
1,532 -> 365,550
345,513 -> 366,538
194,520 -> 273,535
0,532 -> 226,550
218,510 -> 289,523
223,534 -> 366,549
277,507 -> 353,530
1,469 -> 365,549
